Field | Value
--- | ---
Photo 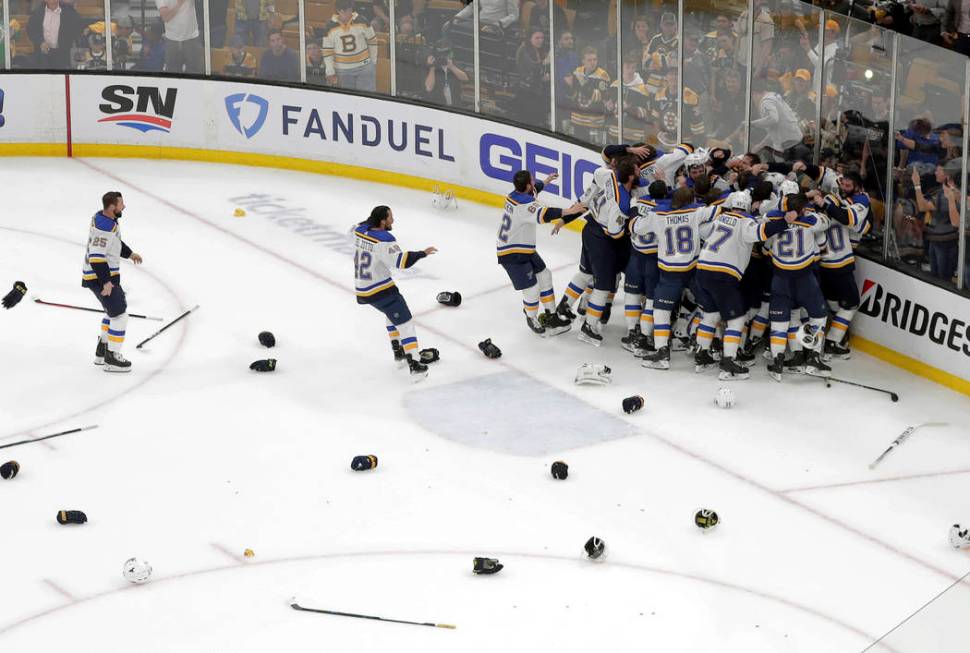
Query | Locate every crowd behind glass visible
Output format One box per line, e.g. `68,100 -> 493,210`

1,0 -> 967,291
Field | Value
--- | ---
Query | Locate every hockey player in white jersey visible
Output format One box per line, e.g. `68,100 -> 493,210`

695,191 -> 793,379
632,185 -> 719,369
353,206 -> 438,380
498,170 -> 584,336
576,159 -> 639,346
81,192 -> 143,372
761,194 -> 831,380
807,170 -> 870,360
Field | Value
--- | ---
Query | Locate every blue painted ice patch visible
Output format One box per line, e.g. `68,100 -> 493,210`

404,371 -> 638,456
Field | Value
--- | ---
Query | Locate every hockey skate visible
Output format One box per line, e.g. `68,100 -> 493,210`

577,321 -> 603,346
94,339 -> 107,366
740,336 -> 762,359
784,350 -> 806,375
406,354 -> 428,382
805,350 -> 831,376
556,297 -> 576,322
735,347 -> 756,365
391,339 -> 407,368
823,339 -> 851,361
633,333 -> 655,358
103,349 -> 132,373
539,311 -> 572,337
620,328 -> 641,354
767,353 -> 785,382
642,345 -> 670,370
718,357 -> 750,381
693,348 -> 717,373
524,311 -> 547,337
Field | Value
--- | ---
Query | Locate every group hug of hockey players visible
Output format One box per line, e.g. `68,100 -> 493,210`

353,141 -> 869,383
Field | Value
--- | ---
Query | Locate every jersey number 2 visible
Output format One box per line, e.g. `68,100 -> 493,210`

354,250 -> 372,280
497,212 -> 512,243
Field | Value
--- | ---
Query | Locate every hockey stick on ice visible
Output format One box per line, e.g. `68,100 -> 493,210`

136,305 -> 199,349
807,372 -> 899,402
0,425 -> 99,450
868,422 -> 948,470
33,298 -> 163,321
290,598 -> 455,629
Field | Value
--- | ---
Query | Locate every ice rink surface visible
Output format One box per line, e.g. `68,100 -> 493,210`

1,157 -> 969,652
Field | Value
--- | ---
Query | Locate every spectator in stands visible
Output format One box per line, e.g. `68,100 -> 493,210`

912,165 -> 960,281
554,31 -> 579,128
79,31 -> 108,70
156,0 -> 203,73
395,13 -> 428,98
709,67 -> 748,151
452,0 -> 518,31
784,69 -> 818,122
224,33 -> 256,76
528,0 -> 565,36
568,47 -> 610,143
306,41 -> 328,85
650,66 -> 704,147
896,117 -> 942,173
943,0 -> 970,55
703,13 -> 736,61
135,21 -> 166,72
682,31 -> 708,96
322,0 -> 378,90
630,15 -> 651,72
515,28 -> 550,127
26,0 -> 82,69
749,79 -> 803,160
234,0 -> 271,47
424,41 -> 469,107
736,0 -> 774,80
356,0 -> 390,32
606,53 -> 650,144
801,19 -> 841,85
259,28 -> 299,82
648,12 -> 678,59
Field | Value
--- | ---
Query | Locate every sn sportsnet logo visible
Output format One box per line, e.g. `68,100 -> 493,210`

859,279 -> 970,356
98,85 -> 177,133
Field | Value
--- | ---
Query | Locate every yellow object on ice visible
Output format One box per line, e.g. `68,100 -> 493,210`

243,548 -> 255,558
234,208 -> 246,217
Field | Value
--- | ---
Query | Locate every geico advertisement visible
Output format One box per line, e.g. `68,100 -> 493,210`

0,74 -> 67,142
855,258 -> 970,379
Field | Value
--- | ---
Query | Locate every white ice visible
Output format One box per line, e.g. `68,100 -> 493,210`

1,157 -> 969,652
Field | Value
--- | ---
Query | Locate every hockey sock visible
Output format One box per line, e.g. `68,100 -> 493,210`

653,308 -> 672,349
522,285 -> 540,321
808,316 -> 827,351
397,320 -> 420,355
106,313 -> 128,352
696,312 -> 719,350
385,321 -> 400,343
640,299 -> 655,336
624,292 -> 643,331
563,272 -> 592,307
585,289 -> 609,327
826,308 -> 854,344
100,317 -> 110,343
749,311 -> 769,343
606,291 -> 616,310
579,286 -> 592,310
788,311 -> 803,352
770,321 -> 789,357
536,268 -> 556,313
723,316 -> 745,359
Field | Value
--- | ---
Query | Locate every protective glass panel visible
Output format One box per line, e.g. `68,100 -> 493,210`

863,574 -> 970,652
478,0 -> 553,131
889,34 -> 967,287
1,0 -> 8,69
681,0 -> 748,152
816,13 -> 893,260
553,0 -> 616,146
11,0 -> 105,70
616,0 -> 673,147
122,0 -> 205,74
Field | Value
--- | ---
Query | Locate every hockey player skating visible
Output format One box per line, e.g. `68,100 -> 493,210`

806,170 -> 870,360
353,206 -> 438,380
695,191 -> 793,380
497,170 -> 584,337
762,194 -> 831,380
82,192 -> 142,372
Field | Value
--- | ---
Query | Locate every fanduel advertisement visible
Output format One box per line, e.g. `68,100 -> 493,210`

854,259 -> 970,382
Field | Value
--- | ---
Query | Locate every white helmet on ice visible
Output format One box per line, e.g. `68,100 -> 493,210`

123,557 -> 153,584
